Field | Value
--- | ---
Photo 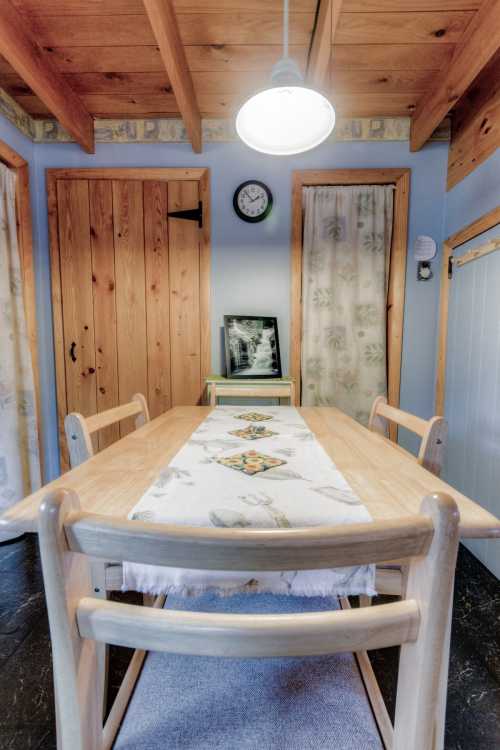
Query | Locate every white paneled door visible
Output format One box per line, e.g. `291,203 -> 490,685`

444,225 -> 500,578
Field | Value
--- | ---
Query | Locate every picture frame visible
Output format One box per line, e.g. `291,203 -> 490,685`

224,315 -> 282,379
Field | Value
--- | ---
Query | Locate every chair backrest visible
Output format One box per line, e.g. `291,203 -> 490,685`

369,396 -> 447,476
38,488 -> 459,750
210,383 -> 293,405
64,393 -> 150,468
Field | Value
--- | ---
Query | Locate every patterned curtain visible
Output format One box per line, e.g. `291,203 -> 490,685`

0,162 -> 40,525
301,185 -> 394,424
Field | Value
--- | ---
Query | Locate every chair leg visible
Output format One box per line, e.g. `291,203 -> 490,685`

339,597 -> 393,750
432,587 -> 454,750
90,560 -> 109,721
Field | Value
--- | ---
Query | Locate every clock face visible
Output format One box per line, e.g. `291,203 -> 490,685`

233,180 -> 273,223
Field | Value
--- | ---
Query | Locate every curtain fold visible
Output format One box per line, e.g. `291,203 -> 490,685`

0,162 -> 40,519
301,185 -> 394,424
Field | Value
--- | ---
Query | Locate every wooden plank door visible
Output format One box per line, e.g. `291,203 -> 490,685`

112,180 -> 148,436
51,170 -> 209,470
56,179 -> 97,452
144,181 -> 172,417
89,180 -> 119,450
168,180 -> 202,406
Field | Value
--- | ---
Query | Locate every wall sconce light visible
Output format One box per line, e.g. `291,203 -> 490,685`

414,235 -> 436,282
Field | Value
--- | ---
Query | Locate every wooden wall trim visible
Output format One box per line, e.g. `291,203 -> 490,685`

387,170 -> 410,440
435,204 -> 500,415
0,138 -> 44,480
435,241 -> 453,418
290,168 -> 410,440
46,167 -> 208,182
199,168 -> 211,385
46,172 -> 68,471
447,205 -> 500,249
0,138 -> 26,168
47,167 -> 211,471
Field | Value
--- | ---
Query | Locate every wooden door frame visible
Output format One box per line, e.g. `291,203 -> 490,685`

0,138 -> 43,478
290,169 -> 410,437
435,204 -> 500,416
46,167 -> 211,468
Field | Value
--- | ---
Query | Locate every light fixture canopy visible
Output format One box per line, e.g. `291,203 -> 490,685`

235,1 -> 335,156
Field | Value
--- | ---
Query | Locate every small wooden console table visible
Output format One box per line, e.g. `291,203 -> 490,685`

205,376 -> 296,406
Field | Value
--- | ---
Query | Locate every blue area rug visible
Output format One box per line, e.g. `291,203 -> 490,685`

114,593 -> 383,750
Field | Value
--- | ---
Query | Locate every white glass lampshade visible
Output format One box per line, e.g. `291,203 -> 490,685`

236,85 -> 335,156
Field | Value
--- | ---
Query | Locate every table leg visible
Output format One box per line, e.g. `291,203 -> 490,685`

90,560 -> 109,721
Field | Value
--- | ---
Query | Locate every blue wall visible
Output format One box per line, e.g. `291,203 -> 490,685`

0,118 -> 450,479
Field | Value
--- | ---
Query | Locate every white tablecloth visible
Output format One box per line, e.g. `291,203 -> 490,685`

123,406 -> 376,597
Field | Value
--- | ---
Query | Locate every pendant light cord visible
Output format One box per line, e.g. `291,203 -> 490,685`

283,0 -> 289,58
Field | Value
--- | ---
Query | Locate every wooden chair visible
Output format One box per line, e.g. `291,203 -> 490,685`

209,382 -> 295,406
64,394 -> 150,469
38,488 -> 459,750
369,396 -> 447,477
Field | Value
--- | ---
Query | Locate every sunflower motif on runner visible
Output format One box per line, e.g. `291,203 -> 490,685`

236,412 -> 273,422
217,450 -> 286,476
229,425 -> 277,441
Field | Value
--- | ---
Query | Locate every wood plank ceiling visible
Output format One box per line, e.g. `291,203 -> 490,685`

0,0 -> 485,122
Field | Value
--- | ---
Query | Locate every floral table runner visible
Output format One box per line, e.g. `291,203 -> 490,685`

123,406 -> 376,597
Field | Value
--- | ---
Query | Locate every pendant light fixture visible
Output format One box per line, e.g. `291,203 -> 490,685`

236,0 -> 335,156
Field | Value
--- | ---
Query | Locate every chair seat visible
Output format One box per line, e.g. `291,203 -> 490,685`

114,593 -> 383,750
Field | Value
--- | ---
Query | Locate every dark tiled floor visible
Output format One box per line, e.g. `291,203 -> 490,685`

0,535 -> 498,749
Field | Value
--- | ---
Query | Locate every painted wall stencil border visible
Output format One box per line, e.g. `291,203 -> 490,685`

0,137 -> 43,478
46,167 -> 211,470
33,116 -> 451,145
0,88 -> 36,141
0,89 -> 451,145
290,168 -> 410,442
435,204 -> 500,416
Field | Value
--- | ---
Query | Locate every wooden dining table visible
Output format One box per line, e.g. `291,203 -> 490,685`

2,406 -> 499,541
1,405 -> 499,750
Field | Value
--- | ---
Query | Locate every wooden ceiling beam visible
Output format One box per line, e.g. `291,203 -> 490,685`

143,0 -> 202,153
410,0 -> 500,151
0,0 -> 94,153
447,51 -> 500,189
307,0 -> 343,89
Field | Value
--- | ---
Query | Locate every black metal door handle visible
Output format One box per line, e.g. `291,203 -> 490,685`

69,341 -> 77,362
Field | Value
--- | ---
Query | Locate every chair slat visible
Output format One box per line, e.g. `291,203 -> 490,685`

85,401 -> 142,434
368,395 -> 447,477
77,597 -> 420,658
65,511 -> 433,570
64,393 -> 150,468
375,401 -> 429,438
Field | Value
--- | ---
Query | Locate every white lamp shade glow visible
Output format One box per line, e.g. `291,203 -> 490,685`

236,86 -> 336,156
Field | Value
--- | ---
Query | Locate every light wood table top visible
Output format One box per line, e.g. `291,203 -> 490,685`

2,406 -> 499,541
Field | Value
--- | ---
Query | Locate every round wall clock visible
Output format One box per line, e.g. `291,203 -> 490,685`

233,180 -> 273,223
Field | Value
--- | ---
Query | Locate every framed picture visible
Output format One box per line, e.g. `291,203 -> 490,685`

224,315 -> 282,379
